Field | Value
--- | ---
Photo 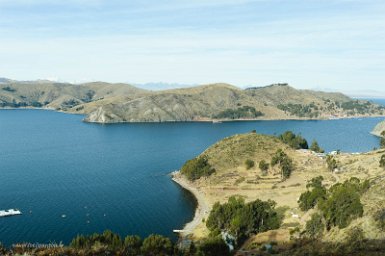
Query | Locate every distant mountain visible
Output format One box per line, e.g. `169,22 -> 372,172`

0,79 -> 384,123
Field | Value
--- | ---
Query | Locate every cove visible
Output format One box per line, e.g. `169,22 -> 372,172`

0,109 -> 382,246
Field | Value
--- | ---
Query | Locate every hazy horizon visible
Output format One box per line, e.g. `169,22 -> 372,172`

1,0 -> 385,94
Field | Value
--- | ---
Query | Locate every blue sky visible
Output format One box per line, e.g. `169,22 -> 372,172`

0,0 -> 384,94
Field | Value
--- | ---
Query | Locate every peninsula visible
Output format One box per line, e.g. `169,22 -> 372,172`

1,78 -> 384,123
173,131 -> 385,255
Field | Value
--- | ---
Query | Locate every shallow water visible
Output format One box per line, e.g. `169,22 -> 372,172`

0,109 -> 382,245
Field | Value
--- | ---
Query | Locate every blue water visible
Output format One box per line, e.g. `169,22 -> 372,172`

0,109 -> 383,246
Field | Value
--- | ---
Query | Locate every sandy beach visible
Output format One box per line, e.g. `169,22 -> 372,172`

171,171 -> 211,237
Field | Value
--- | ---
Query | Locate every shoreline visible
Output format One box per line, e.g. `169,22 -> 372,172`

1,107 -> 384,124
171,171 -> 211,238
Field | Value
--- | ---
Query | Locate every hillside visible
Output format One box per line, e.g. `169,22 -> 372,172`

372,120 -> 385,137
0,79 -> 148,113
1,79 -> 384,123
175,132 -> 385,254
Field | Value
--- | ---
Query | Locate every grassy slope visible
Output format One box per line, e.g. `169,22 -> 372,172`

182,132 -> 385,246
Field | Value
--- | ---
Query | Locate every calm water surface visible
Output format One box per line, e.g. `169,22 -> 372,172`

0,109 -> 383,246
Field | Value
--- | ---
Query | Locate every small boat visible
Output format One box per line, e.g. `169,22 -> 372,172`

212,120 -> 222,124
0,209 -> 22,218
61,214 -> 67,218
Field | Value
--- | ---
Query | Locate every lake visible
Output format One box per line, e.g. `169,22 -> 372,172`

0,109 -> 383,246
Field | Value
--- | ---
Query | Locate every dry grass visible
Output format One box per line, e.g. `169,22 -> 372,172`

186,133 -> 385,245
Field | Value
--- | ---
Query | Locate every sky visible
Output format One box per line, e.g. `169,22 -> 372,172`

0,0 -> 384,95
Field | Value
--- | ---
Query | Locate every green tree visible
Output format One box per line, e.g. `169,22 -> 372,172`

206,196 -> 280,241
180,156 -> 215,181
319,182 -> 364,229
141,234 -> 173,256
196,236 -> 230,256
310,140 -> 325,153
245,159 -> 255,170
305,212 -> 325,239
271,149 -> 294,180
278,131 -> 309,149
259,160 -> 269,175
298,176 -> 326,211
124,235 -> 142,255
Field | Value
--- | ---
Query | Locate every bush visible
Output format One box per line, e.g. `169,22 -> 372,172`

278,131 -> 308,149
70,230 -> 123,251
326,155 -> 338,172
245,159 -> 255,170
259,160 -> 269,174
305,213 -> 325,239
124,235 -> 142,255
141,234 -> 173,256
181,156 -> 215,181
310,140 -> 324,153
196,236 -> 230,256
319,179 -> 365,229
380,154 -> 385,168
298,176 -> 326,211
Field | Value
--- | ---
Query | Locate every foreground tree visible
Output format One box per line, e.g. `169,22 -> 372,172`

319,181 -> 364,229
305,213 -> 325,239
141,234 -> 173,256
206,196 -> 280,243
298,176 -> 326,211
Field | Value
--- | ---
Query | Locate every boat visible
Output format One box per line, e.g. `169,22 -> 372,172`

0,209 -> 22,217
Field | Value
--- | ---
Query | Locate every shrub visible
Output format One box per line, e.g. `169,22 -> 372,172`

259,160 -> 269,174
180,156 -> 215,181
141,234 -> 173,256
326,155 -> 338,172
245,159 -> 255,170
70,230 -> 123,251
196,236 -> 230,256
124,235 -> 142,255
380,154 -> 385,168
